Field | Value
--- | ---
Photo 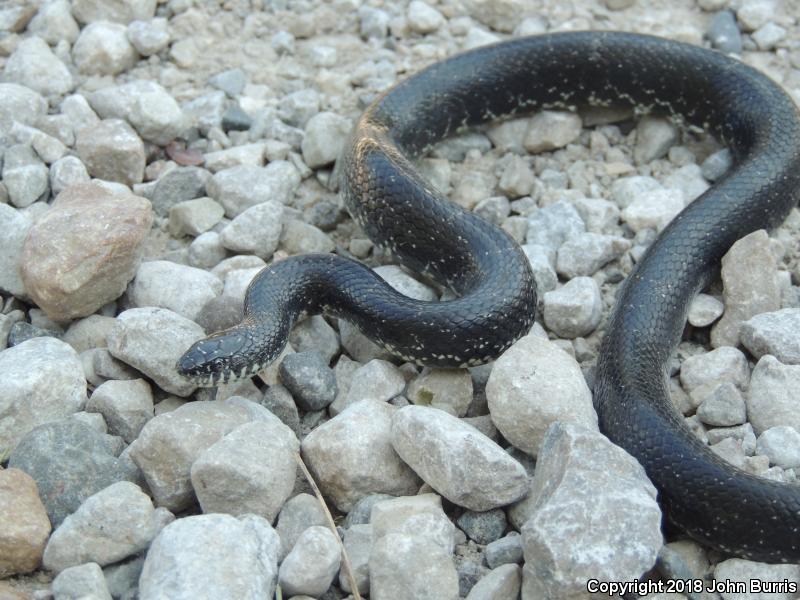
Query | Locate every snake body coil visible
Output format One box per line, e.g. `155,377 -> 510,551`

178,32 -> 800,562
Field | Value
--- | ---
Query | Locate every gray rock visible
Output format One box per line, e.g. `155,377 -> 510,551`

465,564 -> 521,600
740,308 -> 800,365
278,526 -> 341,597
407,0 -> 445,33
89,80 -> 184,147
62,315 -> 115,353
0,83 -> 47,135
72,22 -> 138,76
521,244 -> 558,294
695,381 -> 747,427
543,277 -> 602,338
278,89 -> 320,128
756,426 -> 800,469
86,379 -> 154,443
288,315 -> 339,365
271,31 -> 296,56
7,321 -> 57,347
107,307 -> 204,397
301,112 -> 351,169
714,558 -> 800,599
406,368 -> 472,417
0,337 -> 86,457
485,533 -> 524,568
191,418 -> 298,522
260,384 -> 301,436
127,17 -> 170,56
752,22 -> 786,50
3,36 -> 73,96
28,0 -> 80,45
76,119 -> 145,186
331,358 -> 405,416
701,148 -> 733,181
688,293 -> 724,327
707,10 -> 743,53
456,508 -> 507,545
71,0 -> 156,24
274,493 -> 328,561
747,356 -> 800,435
10,122 -> 67,164
370,532 -> 458,600
525,200 -> 585,251
139,514 -> 279,600
188,231 -> 228,268
219,200 -> 284,259
621,187 -> 685,232
679,346 -> 749,393
0,224 -> 24,291
102,556 -> 145,600
521,423 -> 662,598
204,143 -> 266,172
609,175 -> 662,209
712,230 -> 781,348
182,91 -> 227,133
209,68 -> 247,97
51,562 -> 112,600
301,400 -> 422,512
458,560 -> 485,598
370,493 -> 455,555
572,197 -> 620,234
43,482 -> 172,573
50,156 -> 91,196
129,260 -> 223,321
375,264 -> 437,300
634,116 -> 678,163
391,405 -> 529,511
280,219 -> 335,254
498,155 -> 536,197
222,104 -> 252,132
556,232 -> 630,278
358,6 -> 389,38
339,523 -> 372,594
150,166 -> 211,217
128,399 -> 265,510
486,333 -> 597,456
3,144 -> 49,208
664,164 -> 710,203
8,421 -> 137,527
523,111 -> 581,153
169,197 -> 224,238
207,162 -> 300,217
279,351 -> 337,411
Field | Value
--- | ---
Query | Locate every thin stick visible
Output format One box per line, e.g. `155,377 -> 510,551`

294,452 -> 363,600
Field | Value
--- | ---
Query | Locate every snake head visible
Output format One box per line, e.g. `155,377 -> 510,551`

176,328 -> 257,387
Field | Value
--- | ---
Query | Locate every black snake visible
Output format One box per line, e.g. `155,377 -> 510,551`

178,31 -> 800,563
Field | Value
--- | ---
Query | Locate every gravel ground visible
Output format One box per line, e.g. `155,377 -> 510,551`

0,0 -> 799,599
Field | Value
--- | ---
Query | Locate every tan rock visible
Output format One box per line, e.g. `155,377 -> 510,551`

21,183 -> 153,320
0,468 -> 52,577
75,119 -> 145,185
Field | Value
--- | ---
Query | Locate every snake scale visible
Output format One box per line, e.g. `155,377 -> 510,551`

178,31 -> 800,563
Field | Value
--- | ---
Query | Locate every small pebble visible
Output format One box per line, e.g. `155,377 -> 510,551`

51,562 -> 112,600
756,426 -> 800,469
707,10 -> 743,54
279,351 -> 337,411
542,277 -> 602,338
456,508 -> 507,545
278,526 -> 341,597
740,308 -> 800,365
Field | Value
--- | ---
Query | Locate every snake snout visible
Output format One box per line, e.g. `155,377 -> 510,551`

176,329 -> 252,385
